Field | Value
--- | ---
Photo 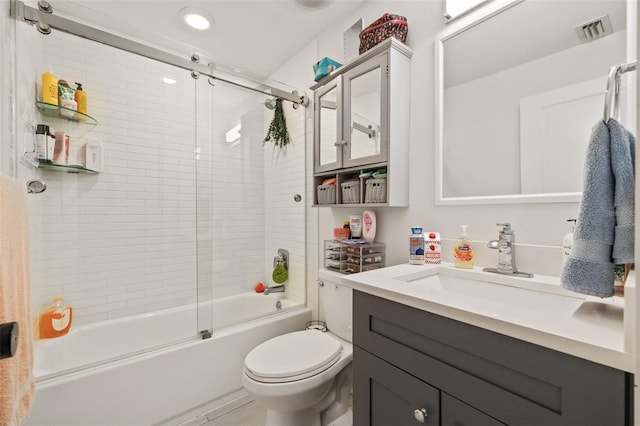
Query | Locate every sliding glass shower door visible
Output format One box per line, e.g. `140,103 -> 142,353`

15,11 -> 306,378
16,25 -> 214,377
203,80 -> 308,331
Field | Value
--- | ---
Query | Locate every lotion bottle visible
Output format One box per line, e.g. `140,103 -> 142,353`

454,225 -> 474,269
74,82 -> 87,115
409,227 -> 425,264
362,210 -> 377,242
349,215 -> 362,239
562,219 -> 576,267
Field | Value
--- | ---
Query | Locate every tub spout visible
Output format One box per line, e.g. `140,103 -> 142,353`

264,285 -> 285,295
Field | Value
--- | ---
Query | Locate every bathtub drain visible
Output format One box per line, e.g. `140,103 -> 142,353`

276,300 -> 282,311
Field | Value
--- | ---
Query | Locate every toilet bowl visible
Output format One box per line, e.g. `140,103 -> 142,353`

242,269 -> 353,426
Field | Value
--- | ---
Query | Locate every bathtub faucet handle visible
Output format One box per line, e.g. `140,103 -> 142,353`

273,249 -> 289,270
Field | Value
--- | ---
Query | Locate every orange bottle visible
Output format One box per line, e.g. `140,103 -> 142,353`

39,296 -> 73,339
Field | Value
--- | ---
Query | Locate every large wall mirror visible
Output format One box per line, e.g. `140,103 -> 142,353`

435,0 -> 631,205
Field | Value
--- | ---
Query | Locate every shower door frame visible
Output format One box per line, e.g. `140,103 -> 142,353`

9,0 -> 307,108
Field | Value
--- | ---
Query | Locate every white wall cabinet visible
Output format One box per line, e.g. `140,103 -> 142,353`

312,38 -> 412,207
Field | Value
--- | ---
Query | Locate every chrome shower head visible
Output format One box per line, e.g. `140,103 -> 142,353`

264,98 -> 276,110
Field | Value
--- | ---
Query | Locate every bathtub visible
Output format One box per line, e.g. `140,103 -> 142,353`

25,292 -> 311,425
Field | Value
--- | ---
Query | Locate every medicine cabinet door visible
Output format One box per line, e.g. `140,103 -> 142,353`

342,53 -> 388,168
314,80 -> 343,173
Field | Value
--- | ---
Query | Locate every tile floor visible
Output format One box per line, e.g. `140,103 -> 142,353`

197,400 -> 353,426
204,401 -> 267,426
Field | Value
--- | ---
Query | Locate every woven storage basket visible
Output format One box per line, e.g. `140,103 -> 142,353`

317,184 -> 336,204
365,178 -> 387,203
341,181 -> 360,204
359,14 -> 408,54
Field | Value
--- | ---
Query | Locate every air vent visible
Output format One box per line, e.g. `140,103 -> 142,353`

576,15 -> 614,43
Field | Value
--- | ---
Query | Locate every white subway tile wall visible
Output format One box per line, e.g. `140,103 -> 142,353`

17,29 -> 306,327
263,102 -> 306,304
0,7 -> 16,175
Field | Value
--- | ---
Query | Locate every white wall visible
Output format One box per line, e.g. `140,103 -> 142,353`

0,1 -> 15,175
263,102 -> 308,305
269,0 -> 601,318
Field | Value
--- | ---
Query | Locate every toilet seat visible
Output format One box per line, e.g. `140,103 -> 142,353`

244,330 -> 343,383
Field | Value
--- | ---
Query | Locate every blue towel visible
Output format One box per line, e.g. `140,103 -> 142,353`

610,119 -> 635,264
561,119 -> 635,297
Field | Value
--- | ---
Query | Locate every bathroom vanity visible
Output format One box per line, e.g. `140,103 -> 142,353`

345,264 -> 634,425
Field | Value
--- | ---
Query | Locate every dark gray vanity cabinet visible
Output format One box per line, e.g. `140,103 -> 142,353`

353,291 -> 632,426
354,346 -> 441,425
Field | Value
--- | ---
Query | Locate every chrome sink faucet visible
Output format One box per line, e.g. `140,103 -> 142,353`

483,223 -> 534,278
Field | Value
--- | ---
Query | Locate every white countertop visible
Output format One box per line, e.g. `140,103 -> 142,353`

341,263 -> 635,373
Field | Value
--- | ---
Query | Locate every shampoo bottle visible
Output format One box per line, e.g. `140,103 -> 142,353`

41,71 -> 58,105
39,296 -> 73,339
562,219 -> 576,266
454,225 -> 474,269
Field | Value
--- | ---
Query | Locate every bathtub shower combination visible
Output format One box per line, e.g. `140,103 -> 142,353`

26,294 -> 310,425
11,2 -> 309,425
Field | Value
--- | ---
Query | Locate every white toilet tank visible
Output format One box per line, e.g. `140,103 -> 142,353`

318,269 -> 353,343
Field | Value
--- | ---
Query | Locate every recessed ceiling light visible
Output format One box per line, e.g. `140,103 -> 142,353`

180,8 -> 212,30
292,0 -> 334,10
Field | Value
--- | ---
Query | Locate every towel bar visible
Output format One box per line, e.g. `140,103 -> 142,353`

603,60 -> 637,123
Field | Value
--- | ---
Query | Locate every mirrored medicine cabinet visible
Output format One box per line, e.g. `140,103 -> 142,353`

312,38 -> 412,207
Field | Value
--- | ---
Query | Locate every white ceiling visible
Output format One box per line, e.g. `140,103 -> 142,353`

49,0 -> 367,78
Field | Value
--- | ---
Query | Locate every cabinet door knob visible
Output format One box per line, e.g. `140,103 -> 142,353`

334,140 -> 347,147
413,408 -> 428,423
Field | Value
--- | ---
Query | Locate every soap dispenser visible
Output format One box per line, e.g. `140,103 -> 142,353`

39,295 -> 73,339
454,225 -> 474,269
562,219 -> 576,267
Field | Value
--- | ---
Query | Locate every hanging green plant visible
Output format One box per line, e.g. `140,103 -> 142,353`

264,98 -> 290,150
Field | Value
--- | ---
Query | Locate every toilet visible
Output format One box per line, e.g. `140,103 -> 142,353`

242,269 -> 353,426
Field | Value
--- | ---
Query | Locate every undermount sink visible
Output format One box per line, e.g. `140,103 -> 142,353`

396,267 -> 586,314
343,262 -> 631,372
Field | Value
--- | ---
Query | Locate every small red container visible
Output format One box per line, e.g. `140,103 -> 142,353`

359,13 -> 408,54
